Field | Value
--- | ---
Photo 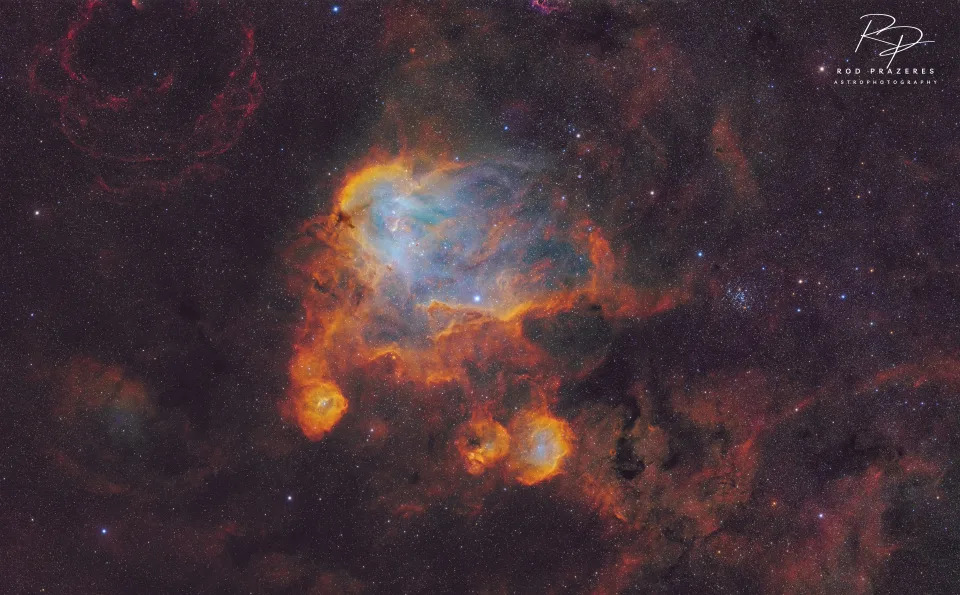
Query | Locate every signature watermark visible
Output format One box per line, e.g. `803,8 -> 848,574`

856,13 -> 933,68
830,13 -> 939,87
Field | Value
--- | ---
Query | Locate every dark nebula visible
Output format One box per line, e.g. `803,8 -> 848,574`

2,0 -> 959,593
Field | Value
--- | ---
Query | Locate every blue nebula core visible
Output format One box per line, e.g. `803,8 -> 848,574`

526,428 -> 563,465
349,161 -> 591,313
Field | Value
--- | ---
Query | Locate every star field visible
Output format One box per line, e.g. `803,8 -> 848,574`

1,0 -> 960,593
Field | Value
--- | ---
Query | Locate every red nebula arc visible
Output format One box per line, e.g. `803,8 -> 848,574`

29,0 -> 262,196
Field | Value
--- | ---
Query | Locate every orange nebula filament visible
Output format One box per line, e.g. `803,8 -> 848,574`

508,411 -> 572,485
456,417 -> 511,475
282,151 -> 654,464
294,382 -> 348,440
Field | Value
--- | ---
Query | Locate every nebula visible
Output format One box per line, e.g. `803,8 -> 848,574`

335,157 -> 590,312
283,151 -> 669,492
28,0 -> 261,197
292,381 -> 349,441
507,410 -> 572,484
456,415 -> 510,475
8,1 -> 960,592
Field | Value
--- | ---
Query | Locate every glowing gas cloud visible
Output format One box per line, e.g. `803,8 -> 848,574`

293,382 -> 349,441
284,151 -> 675,487
508,411 -> 573,485
456,416 -> 510,475
336,158 -> 593,312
